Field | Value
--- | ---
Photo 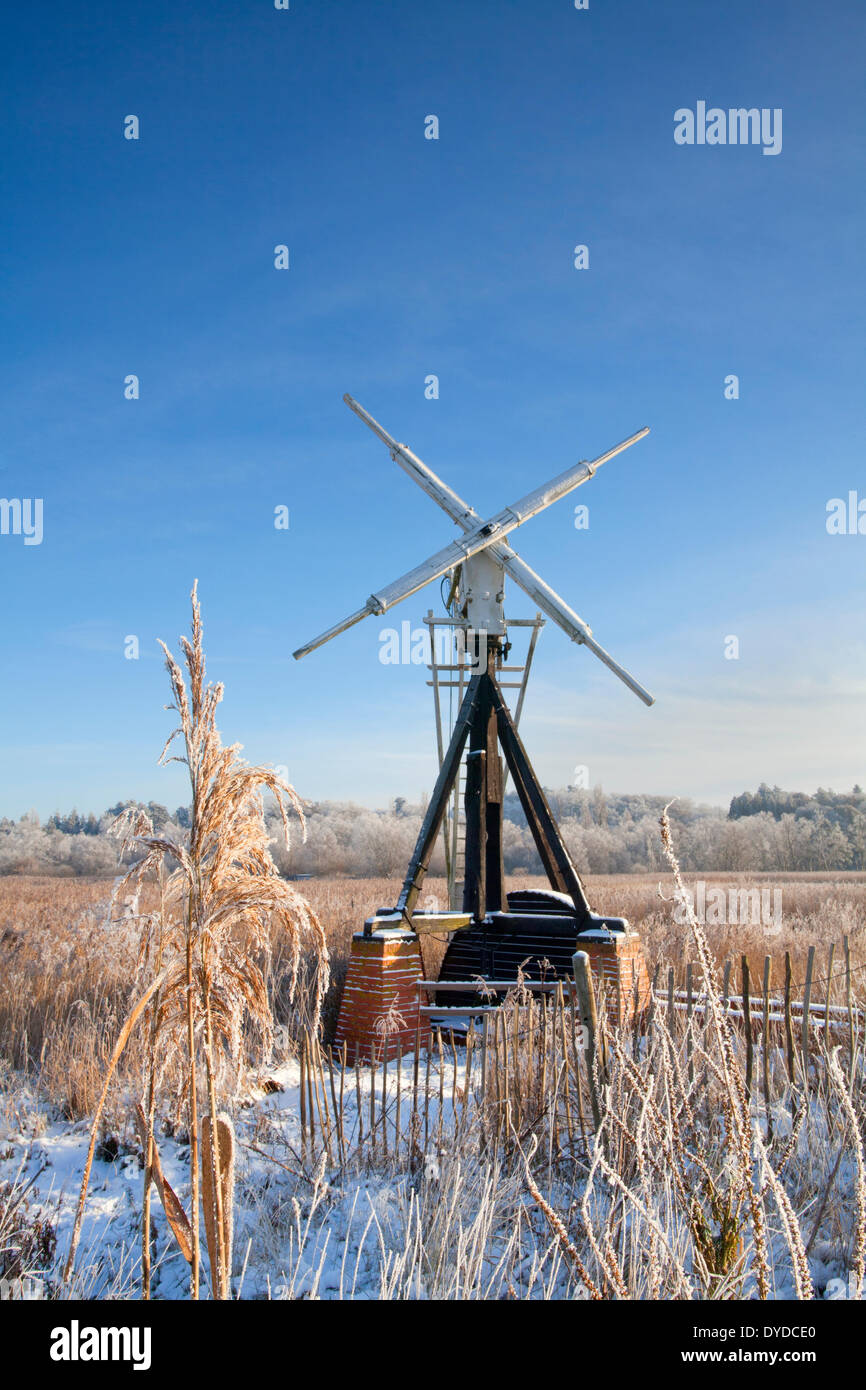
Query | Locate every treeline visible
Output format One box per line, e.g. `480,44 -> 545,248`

274,787 -> 865,877
729,782 -> 864,828
0,802 -> 190,878
2,783 -> 863,878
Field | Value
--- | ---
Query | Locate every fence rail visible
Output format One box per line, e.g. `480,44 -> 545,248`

659,988 -> 863,1033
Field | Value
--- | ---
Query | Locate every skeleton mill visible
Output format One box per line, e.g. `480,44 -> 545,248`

294,396 -> 655,1059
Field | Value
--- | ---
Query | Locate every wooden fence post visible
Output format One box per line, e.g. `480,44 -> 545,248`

355,1056 -> 363,1157
649,962 -> 659,1038
686,962 -> 694,1086
381,1038 -> 389,1159
573,951 -> 602,1131
299,1032 -> 308,1160
824,943 -> 835,1048
413,988 -> 421,1125
762,955 -> 772,1136
822,943 -> 836,1102
741,956 -> 753,1100
479,1013 -> 489,1154
802,945 -> 815,1088
437,1028 -> 445,1149
395,1039 -> 402,1158
307,1032 -> 318,1154
844,935 -> 854,1076
338,1044 -> 347,1167
784,951 -> 796,1083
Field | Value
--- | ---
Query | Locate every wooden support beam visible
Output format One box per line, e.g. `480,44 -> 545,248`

489,678 -> 592,920
463,741 -> 487,922
484,733 -> 505,914
395,675 -> 482,921
483,661 -> 505,915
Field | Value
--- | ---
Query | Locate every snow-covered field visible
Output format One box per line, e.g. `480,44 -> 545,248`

2,1055 -> 556,1301
1,873 -> 863,1302
1,1050 -> 861,1302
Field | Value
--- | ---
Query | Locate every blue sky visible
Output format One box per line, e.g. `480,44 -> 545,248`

1,0 -> 864,820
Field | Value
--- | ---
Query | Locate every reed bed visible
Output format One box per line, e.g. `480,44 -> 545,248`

0,872 -> 863,1121
4,979 -> 864,1299
1,896 -> 864,1298
0,838 -> 863,1297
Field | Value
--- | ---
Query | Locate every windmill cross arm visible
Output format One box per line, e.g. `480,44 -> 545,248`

496,540 -> 655,706
295,405 -> 650,659
305,395 -> 654,704
344,394 -> 481,526
292,535 -> 656,704
344,394 -> 648,535
292,603 -> 376,661
496,425 -> 649,526
340,398 -> 650,619
343,394 -> 654,705
363,426 -> 648,617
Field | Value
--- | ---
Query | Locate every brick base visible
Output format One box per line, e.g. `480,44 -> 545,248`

578,931 -> 652,1027
333,929 -> 429,1064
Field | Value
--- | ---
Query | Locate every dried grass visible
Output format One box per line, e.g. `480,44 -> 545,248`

1,768 -> 863,1298
61,584 -> 329,1297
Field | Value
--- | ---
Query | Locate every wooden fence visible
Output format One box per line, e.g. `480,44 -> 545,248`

281,935 -> 862,1173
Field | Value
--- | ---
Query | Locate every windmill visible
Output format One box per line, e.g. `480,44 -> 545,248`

294,396 -> 655,1055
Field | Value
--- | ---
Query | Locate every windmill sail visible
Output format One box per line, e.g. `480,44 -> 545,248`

294,395 -> 654,706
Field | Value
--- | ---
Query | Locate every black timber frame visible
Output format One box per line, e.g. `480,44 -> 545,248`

392,644 -> 593,929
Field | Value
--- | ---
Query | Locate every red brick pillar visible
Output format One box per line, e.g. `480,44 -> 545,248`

333,926 -> 429,1065
578,931 -> 652,1027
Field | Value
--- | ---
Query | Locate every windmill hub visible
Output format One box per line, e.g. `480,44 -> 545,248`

459,551 -> 507,637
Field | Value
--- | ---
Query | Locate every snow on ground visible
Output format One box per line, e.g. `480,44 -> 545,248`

0,1054 -> 507,1300
0,1056 -> 861,1300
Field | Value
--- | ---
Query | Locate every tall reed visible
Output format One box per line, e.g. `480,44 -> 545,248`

63,583 -> 329,1298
